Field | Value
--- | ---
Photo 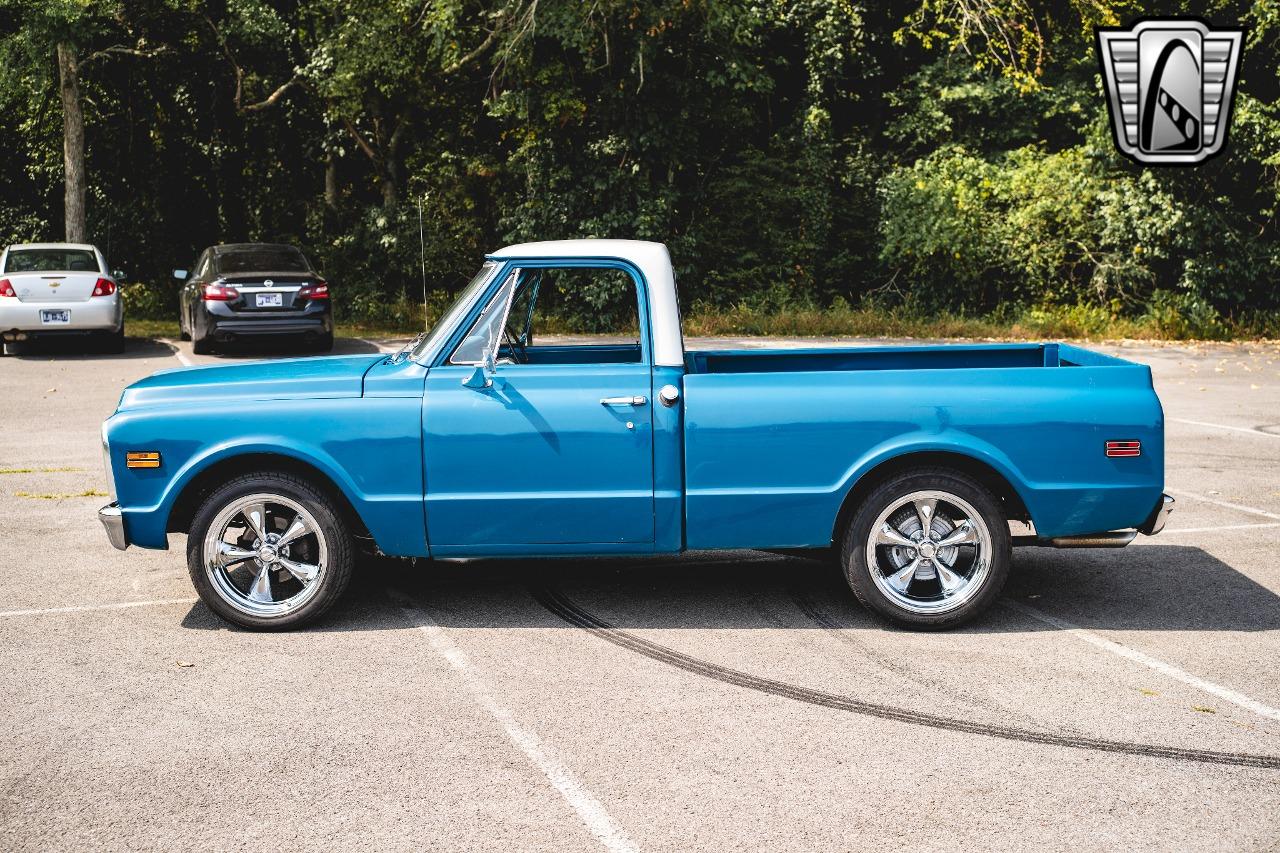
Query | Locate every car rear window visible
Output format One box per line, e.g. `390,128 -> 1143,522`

4,248 -> 100,273
215,248 -> 311,274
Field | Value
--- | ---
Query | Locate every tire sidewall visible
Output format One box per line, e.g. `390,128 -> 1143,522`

841,468 -> 1011,630
186,473 -> 353,630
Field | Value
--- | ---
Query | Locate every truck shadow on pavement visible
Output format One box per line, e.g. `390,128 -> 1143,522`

175,543 -> 1280,635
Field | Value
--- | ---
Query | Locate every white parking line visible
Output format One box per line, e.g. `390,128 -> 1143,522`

1005,601 -> 1280,724
157,338 -> 196,367
1170,417 -> 1279,440
398,602 -> 639,853
0,597 -> 197,618
1167,488 -> 1280,522
1157,522 -> 1280,535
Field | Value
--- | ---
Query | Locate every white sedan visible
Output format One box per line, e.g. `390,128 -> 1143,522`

0,243 -> 124,354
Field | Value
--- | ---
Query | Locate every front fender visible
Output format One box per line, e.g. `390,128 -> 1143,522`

106,397 -> 426,555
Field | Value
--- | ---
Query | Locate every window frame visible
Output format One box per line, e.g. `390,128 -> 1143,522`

435,258 -> 653,369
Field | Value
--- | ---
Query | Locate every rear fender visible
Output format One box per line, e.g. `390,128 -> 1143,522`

833,431 -> 1036,533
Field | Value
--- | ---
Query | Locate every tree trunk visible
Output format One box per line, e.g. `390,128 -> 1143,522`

324,151 -> 339,209
57,42 -> 87,242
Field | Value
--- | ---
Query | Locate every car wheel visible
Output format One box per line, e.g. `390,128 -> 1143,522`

840,467 -> 1010,630
100,323 -> 125,354
187,472 -> 355,630
311,331 -> 334,352
179,311 -> 191,342
1,340 -> 21,356
191,332 -> 213,355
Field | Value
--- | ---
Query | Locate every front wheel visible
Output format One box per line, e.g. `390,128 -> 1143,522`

840,467 -> 1010,630
186,472 -> 354,630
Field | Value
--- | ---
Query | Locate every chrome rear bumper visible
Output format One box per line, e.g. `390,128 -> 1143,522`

1139,494 -> 1175,536
99,503 -> 129,550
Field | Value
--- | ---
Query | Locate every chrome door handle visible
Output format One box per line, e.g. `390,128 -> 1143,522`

600,395 -> 647,406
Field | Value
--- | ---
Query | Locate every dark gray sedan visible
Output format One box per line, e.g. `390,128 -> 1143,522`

176,243 -> 332,354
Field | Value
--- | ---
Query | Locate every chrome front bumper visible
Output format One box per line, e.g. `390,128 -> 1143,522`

1139,494 -> 1175,536
99,503 -> 129,550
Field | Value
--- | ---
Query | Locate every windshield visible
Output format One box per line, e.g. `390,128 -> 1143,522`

5,248 -> 99,273
410,261 -> 500,362
215,247 -> 311,273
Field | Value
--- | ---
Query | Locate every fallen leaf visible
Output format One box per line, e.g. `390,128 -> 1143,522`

45,387 -> 56,393
175,660 -> 195,668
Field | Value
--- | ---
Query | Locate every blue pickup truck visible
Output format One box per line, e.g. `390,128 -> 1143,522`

100,240 -> 1172,630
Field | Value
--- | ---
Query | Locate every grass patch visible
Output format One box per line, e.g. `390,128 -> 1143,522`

127,318 -> 181,339
15,489 -> 108,500
0,466 -> 83,475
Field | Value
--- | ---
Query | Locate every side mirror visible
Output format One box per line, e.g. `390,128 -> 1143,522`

112,269 -> 126,281
172,269 -> 188,281
462,350 -> 496,389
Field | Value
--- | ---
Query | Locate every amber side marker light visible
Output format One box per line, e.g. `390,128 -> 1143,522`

125,451 -> 162,469
1105,440 -> 1141,458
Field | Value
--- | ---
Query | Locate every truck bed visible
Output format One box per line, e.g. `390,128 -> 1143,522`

685,342 -> 1126,374
679,341 -> 1163,549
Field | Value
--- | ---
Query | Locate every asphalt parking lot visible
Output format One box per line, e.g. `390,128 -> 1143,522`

2,334 -> 1279,851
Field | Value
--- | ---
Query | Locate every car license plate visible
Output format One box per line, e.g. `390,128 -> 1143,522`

256,292 -> 283,308
40,310 -> 71,325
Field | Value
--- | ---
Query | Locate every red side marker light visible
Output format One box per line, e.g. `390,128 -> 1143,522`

1105,440 -> 1141,458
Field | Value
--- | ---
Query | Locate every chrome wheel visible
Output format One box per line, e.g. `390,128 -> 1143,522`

202,492 -> 328,618
865,489 -> 992,615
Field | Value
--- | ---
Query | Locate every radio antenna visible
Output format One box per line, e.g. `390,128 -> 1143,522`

418,193 -> 429,329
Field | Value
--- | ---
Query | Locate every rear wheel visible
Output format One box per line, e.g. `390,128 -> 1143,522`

178,308 -> 191,341
311,331 -> 334,352
99,323 -> 125,354
186,472 -> 355,630
191,331 -> 213,355
840,467 -> 1010,629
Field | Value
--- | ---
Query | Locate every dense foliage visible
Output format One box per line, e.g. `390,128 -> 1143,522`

1,1 -> 1278,334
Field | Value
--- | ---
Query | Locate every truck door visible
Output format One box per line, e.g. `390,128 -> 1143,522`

422,265 -> 656,552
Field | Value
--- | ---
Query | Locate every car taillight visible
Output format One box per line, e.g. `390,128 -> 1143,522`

91,278 -> 116,297
299,280 -> 329,299
1105,440 -> 1141,458
0,279 -> 14,298
202,283 -> 239,301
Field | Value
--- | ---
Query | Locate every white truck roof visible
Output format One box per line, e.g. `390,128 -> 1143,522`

490,239 -> 684,367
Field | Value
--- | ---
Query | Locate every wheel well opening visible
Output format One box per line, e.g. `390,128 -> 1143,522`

831,451 -> 1030,545
167,453 -> 371,542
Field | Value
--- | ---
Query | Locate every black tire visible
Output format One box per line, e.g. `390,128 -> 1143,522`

179,310 -> 191,341
1,340 -> 20,356
186,471 -> 355,630
311,331 -> 334,352
840,466 -> 1010,630
100,324 -> 125,354
191,332 -> 213,355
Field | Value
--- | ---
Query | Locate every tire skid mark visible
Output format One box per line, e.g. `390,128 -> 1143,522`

531,585 -> 1280,771
784,585 -> 1074,736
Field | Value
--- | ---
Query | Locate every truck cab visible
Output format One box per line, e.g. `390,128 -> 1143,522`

101,240 -> 1172,631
